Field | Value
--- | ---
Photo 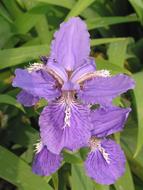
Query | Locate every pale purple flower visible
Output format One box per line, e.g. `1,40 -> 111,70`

32,141 -> 63,176
84,106 -> 130,184
12,17 -> 135,182
85,138 -> 126,185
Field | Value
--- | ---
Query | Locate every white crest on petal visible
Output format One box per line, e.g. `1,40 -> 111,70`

34,140 -> 43,154
27,63 -> 44,73
76,69 -> 111,84
94,70 -> 111,77
89,137 -> 110,164
64,104 -> 71,128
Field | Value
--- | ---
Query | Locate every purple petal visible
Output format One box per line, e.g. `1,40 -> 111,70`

78,74 -> 135,105
50,17 -> 90,71
47,58 -> 68,82
12,69 -> 61,101
32,146 -> 62,176
17,90 -> 39,107
91,106 -> 131,137
39,101 -> 91,154
85,139 -> 126,185
70,58 -> 96,83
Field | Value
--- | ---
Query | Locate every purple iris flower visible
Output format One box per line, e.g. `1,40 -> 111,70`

84,106 -> 130,185
32,140 -> 63,176
12,17 -> 135,184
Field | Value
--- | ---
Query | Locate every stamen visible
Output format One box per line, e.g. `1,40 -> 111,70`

89,137 -> 110,164
27,63 -> 44,73
34,140 -> 43,154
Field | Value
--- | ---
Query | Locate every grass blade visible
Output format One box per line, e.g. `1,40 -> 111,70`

133,71 -> 143,156
0,44 -> 49,69
114,161 -> 135,190
107,38 -> 132,66
0,145 -> 53,190
0,94 -> 25,112
86,15 -> 139,30
65,0 -> 95,20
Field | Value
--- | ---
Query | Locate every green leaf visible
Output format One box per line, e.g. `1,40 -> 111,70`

36,0 -> 75,9
52,173 -> 59,190
0,145 -> 53,190
0,38 -> 130,69
14,4 -> 53,34
121,122 -> 143,181
96,57 -> 131,75
133,71 -> 143,156
63,151 -> 82,164
0,94 -> 25,112
0,16 -> 13,48
0,5 -> 13,23
71,164 -> 94,190
71,164 -> 109,190
91,37 -> 128,46
65,0 -> 95,20
0,44 -> 49,69
129,0 -> 143,23
2,0 -> 23,19
114,161 -> 135,190
107,38 -> 132,67
35,15 -> 51,44
86,15 -> 139,30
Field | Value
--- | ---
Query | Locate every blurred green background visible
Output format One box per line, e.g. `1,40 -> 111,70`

0,0 -> 143,189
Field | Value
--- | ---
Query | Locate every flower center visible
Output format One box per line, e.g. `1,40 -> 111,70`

60,91 -> 76,129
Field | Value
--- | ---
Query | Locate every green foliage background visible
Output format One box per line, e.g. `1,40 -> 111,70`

0,0 -> 143,189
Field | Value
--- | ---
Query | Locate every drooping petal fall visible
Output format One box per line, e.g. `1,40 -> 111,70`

32,146 -> 63,176
17,90 -> 39,107
85,139 -> 126,185
90,106 -> 131,137
50,17 -> 90,71
78,74 -> 135,105
12,69 -> 61,101
39,100 -> 91,154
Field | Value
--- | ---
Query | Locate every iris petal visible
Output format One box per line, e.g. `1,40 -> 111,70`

78,74 -> 135,105
50,17 -> 90,71
85,139 -> 126,185
32,146 -> 62,176
90,106 -> 131,137
39,100 -> 91,154
17,90 -> 39,107
13,69 -> 61,101
70,58 -> 96,83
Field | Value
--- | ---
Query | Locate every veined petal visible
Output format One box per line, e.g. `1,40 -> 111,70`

91,106 -> 131,137
32,145 -> 62,176
78,74 -> 135,105
47,58 -> 68,82
85,139 -> 126,185
70,58 -> 96,83
39,100 -> 91,154
17,90 -> 39,107
50,17 -> 90,71
12,69 -> 61,101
